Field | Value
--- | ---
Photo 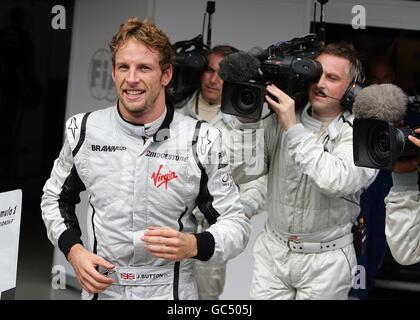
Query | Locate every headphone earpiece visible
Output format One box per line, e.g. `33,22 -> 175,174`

340,73 -> 364,111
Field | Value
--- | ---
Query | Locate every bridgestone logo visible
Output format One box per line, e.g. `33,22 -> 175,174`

145,150 -> 188,162
91,145 -> 127,152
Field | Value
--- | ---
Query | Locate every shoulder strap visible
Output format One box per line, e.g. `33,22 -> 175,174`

192,120 -> 205,168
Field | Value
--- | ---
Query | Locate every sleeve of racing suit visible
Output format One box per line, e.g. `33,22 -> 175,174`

385,171 -> 420,265
224,116 -> 273,185
41,115 -> 87,259
238,174 -> 267,218
193,123 -> 251,263
284,122 -> 377,197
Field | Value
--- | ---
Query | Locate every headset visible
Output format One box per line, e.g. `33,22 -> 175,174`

340,70 -> 365,112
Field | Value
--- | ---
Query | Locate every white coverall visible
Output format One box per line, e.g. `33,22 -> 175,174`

41,105 -> 251,300
385,171 -> 420,265
228,103 -> 377,299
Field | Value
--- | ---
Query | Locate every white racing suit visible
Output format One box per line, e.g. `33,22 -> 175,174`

385,171 -> 420,265
228,104 -> 377,299
41,104 -> 250,300
176,91 -> 267,299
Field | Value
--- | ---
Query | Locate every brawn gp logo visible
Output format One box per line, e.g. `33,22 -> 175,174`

91,145 -> 127,152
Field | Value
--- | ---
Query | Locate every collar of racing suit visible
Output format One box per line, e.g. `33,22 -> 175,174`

186,90 -> 224,126
115,99 -> 175,142
302,103 -> 352,140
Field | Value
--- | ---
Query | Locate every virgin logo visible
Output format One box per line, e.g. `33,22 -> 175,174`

151,165 -> 178,190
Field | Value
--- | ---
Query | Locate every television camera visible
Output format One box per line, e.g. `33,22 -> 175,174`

220,34 -> 322,121
354,94 -> 420,170
168,1 -> 215,104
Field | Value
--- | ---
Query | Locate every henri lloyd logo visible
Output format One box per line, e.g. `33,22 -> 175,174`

151,165 -> 178,190
91,145 -> 127,152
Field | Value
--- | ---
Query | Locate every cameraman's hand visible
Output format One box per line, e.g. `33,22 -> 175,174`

393,128 -> 420,173
266,84 -> 296,130
408,128 -> 420,148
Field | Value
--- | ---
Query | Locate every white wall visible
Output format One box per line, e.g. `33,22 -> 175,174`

154,0 -> 312,51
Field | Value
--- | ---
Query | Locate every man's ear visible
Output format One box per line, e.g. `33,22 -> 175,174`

112,66 -> 115,82
161,64 -> 173,86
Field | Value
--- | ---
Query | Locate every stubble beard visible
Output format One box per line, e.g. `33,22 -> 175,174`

119,97 -> 151,122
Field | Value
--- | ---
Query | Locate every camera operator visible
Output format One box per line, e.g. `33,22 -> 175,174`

228,42 -> 377,299
175,45 -> 267,300
385,129 -> 420,265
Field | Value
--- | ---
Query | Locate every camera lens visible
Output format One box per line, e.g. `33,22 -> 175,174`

239,89 -> 256,109
232,87 -> 257,114
221,81 -> 265,121
376,132 -> 390,153
368,123 -> 390,167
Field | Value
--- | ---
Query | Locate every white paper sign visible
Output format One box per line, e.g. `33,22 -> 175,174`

0,189 -> 22,293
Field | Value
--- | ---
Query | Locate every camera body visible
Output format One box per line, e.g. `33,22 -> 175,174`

169,35 -> 209,104
221,34 -> 322,121
353,96 -> 420,170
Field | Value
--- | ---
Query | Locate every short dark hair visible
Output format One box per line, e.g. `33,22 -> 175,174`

207,44 -> 238,58
318,42 -> 363,83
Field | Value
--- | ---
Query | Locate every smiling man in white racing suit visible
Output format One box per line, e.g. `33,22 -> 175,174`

40,17 -> 250,300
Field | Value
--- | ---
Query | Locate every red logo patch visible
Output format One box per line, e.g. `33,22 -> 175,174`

151,165 -> 178,189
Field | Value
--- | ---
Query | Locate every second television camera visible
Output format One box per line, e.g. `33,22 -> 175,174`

353,95 -> 420,170
169,34 -> 209,104
221,34 -> 323,121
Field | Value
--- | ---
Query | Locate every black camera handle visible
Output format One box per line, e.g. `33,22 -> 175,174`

206,1 -> 216,48
312,0 -> 328,45
318,0 -> 328,45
